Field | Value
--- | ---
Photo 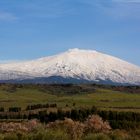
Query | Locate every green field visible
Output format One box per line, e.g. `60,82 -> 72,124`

0,84 -> 140,140
0,84 -> 140,112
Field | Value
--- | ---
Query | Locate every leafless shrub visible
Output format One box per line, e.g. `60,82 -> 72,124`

84,115 -> 111,133
46,118 -> 85,140
46,115 -> 111,140
0,119 -> 39,133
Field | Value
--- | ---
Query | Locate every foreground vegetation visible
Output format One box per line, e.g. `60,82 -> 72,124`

0,83 -> 139,139
0,115 -> 139,140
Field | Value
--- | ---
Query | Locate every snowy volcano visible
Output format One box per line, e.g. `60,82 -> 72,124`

0,48 -> 140,85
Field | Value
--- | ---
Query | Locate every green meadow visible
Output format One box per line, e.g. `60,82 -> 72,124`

0,84 -> 139,112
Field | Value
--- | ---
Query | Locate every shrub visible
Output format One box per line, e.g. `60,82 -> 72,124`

84,115 -> 111,133
0,107 -> 4,112
9,107 -> 21,112
63,118 -> 85,140
0,119 -> 39,133
46,118 -> 85,140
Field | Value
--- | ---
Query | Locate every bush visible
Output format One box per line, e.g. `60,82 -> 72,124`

63,118 -> 85,140
0,107 -> 4,112
46,118 -> 85,140
84,115 -> 111,133
9,107 -> 21,112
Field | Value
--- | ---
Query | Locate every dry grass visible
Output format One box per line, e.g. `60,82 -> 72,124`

0,119 -> 39,133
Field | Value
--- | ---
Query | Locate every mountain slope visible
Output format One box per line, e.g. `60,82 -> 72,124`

0,48 -> 140,85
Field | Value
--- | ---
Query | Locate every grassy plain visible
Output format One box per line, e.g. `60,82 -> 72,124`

0,84 -> 139,112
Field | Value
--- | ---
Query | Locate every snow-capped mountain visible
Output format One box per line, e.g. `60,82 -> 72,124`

0,48 -> 140,85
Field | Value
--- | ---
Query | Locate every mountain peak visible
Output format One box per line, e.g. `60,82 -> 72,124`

68,48 -> 80,52
67,48 -> 97,53
0,48 -> 139,85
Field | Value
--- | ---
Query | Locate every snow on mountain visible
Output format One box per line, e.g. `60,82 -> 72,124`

0,48 -> 140,85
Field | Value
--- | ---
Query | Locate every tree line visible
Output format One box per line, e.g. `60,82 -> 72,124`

0,105 -> 139,130
0,83 -> 139,95
0,103 -> 57,113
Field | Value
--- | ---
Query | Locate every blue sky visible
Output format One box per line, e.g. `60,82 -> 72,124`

0,0 -> 140,65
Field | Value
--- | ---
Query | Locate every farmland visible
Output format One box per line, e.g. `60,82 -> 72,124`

0,84 -> 139,112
